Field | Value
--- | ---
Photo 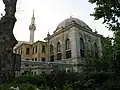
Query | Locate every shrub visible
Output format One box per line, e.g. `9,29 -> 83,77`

14,75 -> 46,86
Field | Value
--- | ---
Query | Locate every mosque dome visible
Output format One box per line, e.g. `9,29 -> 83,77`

55,17 -> 92,33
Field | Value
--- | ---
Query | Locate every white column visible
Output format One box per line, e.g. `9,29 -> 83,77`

75,29 -> 81,57
69,27 -> 77,58
30,30 -> 34,43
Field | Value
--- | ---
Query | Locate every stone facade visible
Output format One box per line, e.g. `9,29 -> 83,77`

15,17 -> 102,74
44,17 -> 102,72
14,41 -> 47,62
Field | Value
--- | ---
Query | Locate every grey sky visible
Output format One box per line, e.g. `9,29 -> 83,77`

0,0 -> 113,42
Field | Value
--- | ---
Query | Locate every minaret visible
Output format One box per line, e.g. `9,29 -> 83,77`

29,10 -> 36,43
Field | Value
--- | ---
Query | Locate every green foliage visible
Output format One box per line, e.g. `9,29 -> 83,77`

101,37 -> 113,60
0,83 -> 12,90
63,84 -> 73,90
111,31 -> 120,73
0,72 -> 114,90
0,83 -> 37,90
100,36 -> 114,71
89,0 -> 120,31
14,75 -> 46,86
100,78 -> 120,90
89,0 -> 120,74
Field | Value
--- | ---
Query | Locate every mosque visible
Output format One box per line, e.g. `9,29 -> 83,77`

14,11 -> 102,75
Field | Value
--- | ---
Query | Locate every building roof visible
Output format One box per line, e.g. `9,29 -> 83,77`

14,41 -> 31,49
54,17 -> 92,33
14,40 -> 47,50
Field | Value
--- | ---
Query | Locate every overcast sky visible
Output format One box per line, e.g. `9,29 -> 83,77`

0,0 -> 113,42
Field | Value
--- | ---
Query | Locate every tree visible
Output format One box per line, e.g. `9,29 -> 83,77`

89,0 -> 120,74
112,31 -> 120,73
89,0 -> 120,31
101,36 -> 114,71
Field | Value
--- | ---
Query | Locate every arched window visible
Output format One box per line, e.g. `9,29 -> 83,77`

57,42 -> 61,52
80,38 -> 84,57
88,40 -> 92,57
50,44 -> 54,54
91,43 -> 94,57
50,44 -> 54,62
65,38 -> 71,59
57,42 -> 61,60
94,43 -> 99,58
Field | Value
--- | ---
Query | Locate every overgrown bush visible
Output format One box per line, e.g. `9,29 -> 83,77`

0,83 -> 37,90
14,75 -> 46,86
0,72 -> 114,90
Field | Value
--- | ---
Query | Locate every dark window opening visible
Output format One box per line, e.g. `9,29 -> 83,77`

42,71 -> 45,74
35,58 -> 37,61
26,48 -> 30,55
67,70 -> 70,72
88,40 -> 92,57
21,48 -> 22,54
80,38 -> 84,57
18,49 -> 20,54
35,46 -> 37,53
51,71 -> 53,74
50,45 -> 54,54
66,50 -> 71,59
80,50 -> 84,57
25,64 -> 29,67
57,42 -> 61,52
31,72 -> 33,75
94,43 -> 99,58
32,47 -> 34,54
50,44 -> 54,62
95,52 -> 99,58
42,45 -> 45,53
65,38 -> 71,59
65,39 -> 70,50
57,53 -> 62,60
42,57 -> 46,62
50,55 -> 54,62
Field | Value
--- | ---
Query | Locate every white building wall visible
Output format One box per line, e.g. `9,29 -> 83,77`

69,27 -> 77,59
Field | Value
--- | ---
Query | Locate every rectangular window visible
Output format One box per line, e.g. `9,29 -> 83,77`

42,45 -> 45,53
57,53 -> 61,60
41,57 -> 46,62
35,46 -> 37,53
42,71 -> 45,74
34,72 -> 36,75
95,52 -> 99,58
32,47 -> 34,54
25,64 -> 29,67
21,48 -> 22,54
50,55 -> 54,62
66,50 -> 71,59
26,48 -> 30,54
80,50 -> 84,57
18,49 -> 20,54
35,58 -> 37,61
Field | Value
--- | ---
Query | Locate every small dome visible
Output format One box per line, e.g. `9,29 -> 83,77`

55,17 -> 92,33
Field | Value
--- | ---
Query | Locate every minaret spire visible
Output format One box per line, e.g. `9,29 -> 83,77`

31,10 -> 35,25
33,10 -> 34,17
29,10 -> 36,43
